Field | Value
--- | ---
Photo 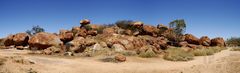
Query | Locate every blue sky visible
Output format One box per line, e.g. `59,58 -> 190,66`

0,0 -> 239,39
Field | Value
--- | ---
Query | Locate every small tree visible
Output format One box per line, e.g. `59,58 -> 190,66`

26,25 -> 45,35
226,37 -> 240,46
115,20 -> 142,33
169,19 -> 186,35
168,19 -> 186,42
115,20 -> 134,29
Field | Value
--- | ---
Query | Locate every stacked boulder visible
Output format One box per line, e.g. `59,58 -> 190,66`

80,19 -> 90,27
59,29 -> 74,43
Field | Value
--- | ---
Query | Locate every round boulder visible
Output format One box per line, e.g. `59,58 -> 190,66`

114,54 -> 126,62
131,21 -> 144,28
28,32 -> 63,50
59,29 -> 74,43
80,19 -> 90,25
199,36 -> 211,46
211,37 -> 225,47
4,33 -> 29,46
184,34 -> 199,45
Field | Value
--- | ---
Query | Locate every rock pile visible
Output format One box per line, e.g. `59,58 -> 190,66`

2,19 -> 226,57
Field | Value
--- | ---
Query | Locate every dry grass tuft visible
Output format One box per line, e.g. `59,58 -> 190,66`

164,48 -> 194,61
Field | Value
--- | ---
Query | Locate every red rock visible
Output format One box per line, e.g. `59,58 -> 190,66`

157,24 -> 169,30
124,29 -> 132,35
59,29 -> 74,43
187,44 -> 197,49
178,41 -> 188,47
132,37 -> 148,50
152,37 -> 168,50
87,30 -> 98,36
28,32 -> 63,50
142,25 -> 159,37
4,35 -> 14,46
80,19 -> 90,25
75,28 -> 88,37
199,36 -> 211,46
103,28 -> 115,34
67,37 -> 96,53
4,33 -> 29,46
211,37 -> 225,47
89,24 -> 100,30
184,34 -> 199,45
114,54 -> 126,62
131,21 -> 143,28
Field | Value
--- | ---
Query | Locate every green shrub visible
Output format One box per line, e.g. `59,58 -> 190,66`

81,48 -> 110,57
0,38 -> 5,46
83,25 -> 92,31
192,47 -> 227,56
138,49 -> 157,58
0,57 -> 6,65
192,49 -> 214,56
226,37 -> 240,46
205,49 -> 215,55
119,51 -> 137,56
208,47 -> 227,53
26,25 -> 45,36
231,47 -> 240,51
115,20 -> 141,32
115,20 -> 133,29
100,56 -> 117,62
164,48 -> 194,61
192,49 -> 207,56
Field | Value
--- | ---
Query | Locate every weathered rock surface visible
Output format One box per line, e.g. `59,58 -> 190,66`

184,34 -> 199,45
199,36 -> 211,46
142,25 -> 159,37
4,33 -> 29,46
114,54 -> 126,62
28,32 -> 63,50
131,21 -> 143,28
80,19 -> 90,25
178,41 -> 188,47
211,37 -> 225,47
67,37 -> 96,53
59,29 -> 74,43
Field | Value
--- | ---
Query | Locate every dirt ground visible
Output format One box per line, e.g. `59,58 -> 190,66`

0,48 -> 240,73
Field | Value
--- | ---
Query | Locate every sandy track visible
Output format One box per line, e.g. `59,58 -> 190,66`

0,48 -> 240,73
